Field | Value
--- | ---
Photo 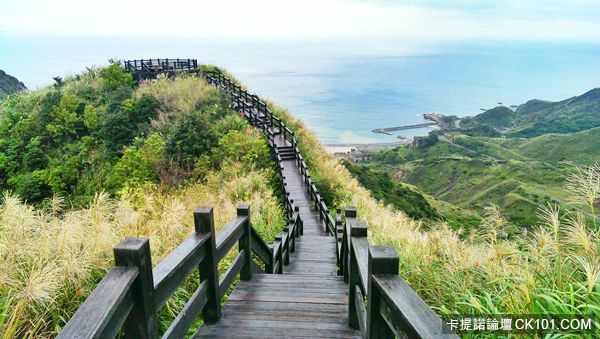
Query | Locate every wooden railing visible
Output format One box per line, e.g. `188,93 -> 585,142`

342,208 -> 458,338
203,70 -> 335,234
124,59 -> 198,80
203,68 -> 457,338
58,204 -> 303,338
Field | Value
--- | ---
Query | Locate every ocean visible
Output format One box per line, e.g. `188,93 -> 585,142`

1,36 -> 599,143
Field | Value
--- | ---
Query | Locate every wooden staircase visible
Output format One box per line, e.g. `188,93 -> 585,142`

195,130 -> 359,338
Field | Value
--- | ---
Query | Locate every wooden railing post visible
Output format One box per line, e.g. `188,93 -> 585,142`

194,207 -> 221,323
343,207 -> 357,283
274,235 -> 284,274
336,208 -> 343,276
367,246 -> 399,339
348,220 -> 367,329
282,225 -> 290,265
237,205 -> 253,281
295,206 -> 302,236
114,238 -> 158,338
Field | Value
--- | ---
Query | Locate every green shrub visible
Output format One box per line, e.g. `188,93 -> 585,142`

109,133 -> 166,192
98,62 -> 133,91
8,170 -> 52,203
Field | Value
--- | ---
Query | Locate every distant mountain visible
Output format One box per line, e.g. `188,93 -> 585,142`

461,106 -> 517,130
515,99 -> 554,115
0,70 -> 27,98
460,88 -> 600,137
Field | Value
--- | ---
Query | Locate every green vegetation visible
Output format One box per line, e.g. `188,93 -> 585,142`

461,106 -> 517,130
500,127 -> 600,164
0,70 -> 26,98
0,64 -> 286,337
343,160 -> 440,220
458,88 -> 600,137
361,130 -> 600,229
0,63 -> 261,207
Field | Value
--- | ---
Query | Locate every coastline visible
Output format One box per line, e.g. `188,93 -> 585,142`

325,140 -> 409,154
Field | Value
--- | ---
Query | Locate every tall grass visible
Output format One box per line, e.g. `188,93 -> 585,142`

0,166 -> 284,337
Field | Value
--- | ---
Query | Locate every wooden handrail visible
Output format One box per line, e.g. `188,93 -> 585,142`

250,226 -> 273,273
124,59 -> 197,80
342,207 -> 459,338
58,201 -> 305,338
215,215 -> 248,262
57,266 -> 138,338
153,232 -> 210,310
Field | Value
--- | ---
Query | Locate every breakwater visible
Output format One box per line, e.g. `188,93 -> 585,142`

372,121 -> 437,135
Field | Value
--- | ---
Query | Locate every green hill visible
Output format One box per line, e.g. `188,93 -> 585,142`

461,106 -> 517,130
357,129 -> 599,229
515,98 -> 554,115
343,160 -> 440,220
500,127 -> 600,163
458,88 -> 600,137
0,62 -> 273,206
0,70 -> 26,98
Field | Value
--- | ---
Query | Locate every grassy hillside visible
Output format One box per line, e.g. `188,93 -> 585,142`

459,88 -> 600,137
500,127 -> 600,163
0,70 -> 26,98
361,130 -> 600,229
461,106 -> 517,130
343,160 -> 440,220
0,64 -> 286,337
0,63 -> 276,207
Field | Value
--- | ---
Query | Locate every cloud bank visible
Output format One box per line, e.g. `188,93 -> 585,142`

1,0 -> 599,43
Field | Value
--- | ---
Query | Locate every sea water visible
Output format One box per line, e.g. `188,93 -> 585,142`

1,36 -> 599,143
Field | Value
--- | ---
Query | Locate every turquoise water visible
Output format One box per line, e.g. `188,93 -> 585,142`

1,36 -> 599,143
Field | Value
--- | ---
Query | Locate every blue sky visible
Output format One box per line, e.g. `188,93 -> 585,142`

1,0 -> 599,42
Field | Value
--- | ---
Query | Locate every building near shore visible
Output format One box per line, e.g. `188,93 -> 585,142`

325,141 -> 407,161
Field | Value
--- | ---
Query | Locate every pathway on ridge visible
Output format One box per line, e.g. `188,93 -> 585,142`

195,131 -> 360,338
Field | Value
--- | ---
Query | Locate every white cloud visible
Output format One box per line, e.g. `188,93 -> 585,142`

1,0 -> 599,43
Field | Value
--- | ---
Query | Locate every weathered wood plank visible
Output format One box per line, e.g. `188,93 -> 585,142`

153,232 -> 209,309
215,216 -> 247,262
223,300 -> 347,312
196,325 -> 361,339
351,237 -> 369,291
199,317 -> 362,333
218,250 -> 246,300
227,293 -> 347,305
162,281 -> 208,339
250,226 -> 272,270
57,267 -> 137,339
373,275 -> 459,338
354,286 -> 367,338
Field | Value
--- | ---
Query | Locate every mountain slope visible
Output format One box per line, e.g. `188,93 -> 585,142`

360,129 -> 599,228
0,70 -> 27,98
499,127 -> 600,163
343,160 -> 440,220
458,88 -> 600,137
461,106 -> 517,130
